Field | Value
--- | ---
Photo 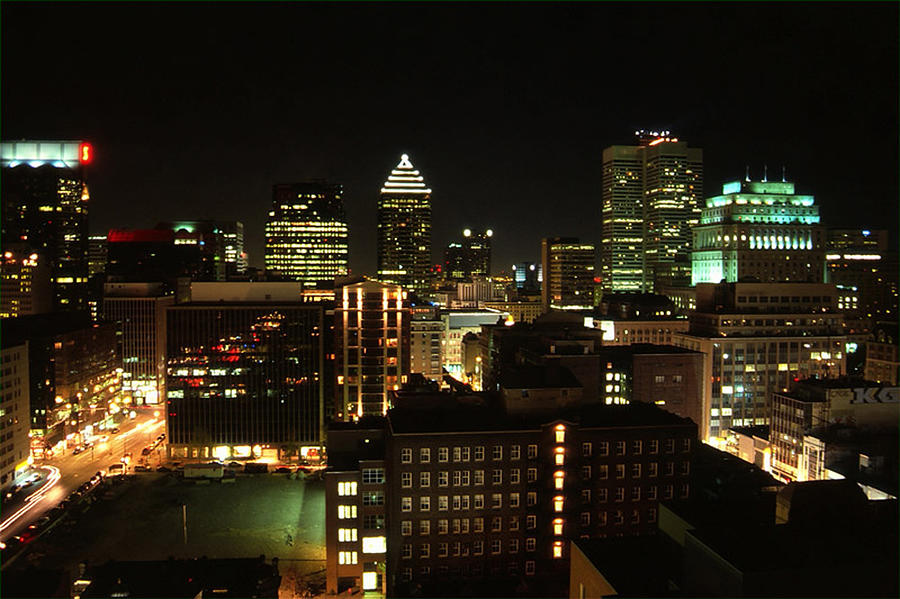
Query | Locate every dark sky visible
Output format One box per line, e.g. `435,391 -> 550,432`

3,3 -> 897,274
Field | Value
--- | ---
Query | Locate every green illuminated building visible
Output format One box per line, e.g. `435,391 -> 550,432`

691,176 -> 825,286
377,154 -> 432,292
265,181 -> 349,287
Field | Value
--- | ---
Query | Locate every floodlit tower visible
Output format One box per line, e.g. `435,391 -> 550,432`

377,154 -> 432,292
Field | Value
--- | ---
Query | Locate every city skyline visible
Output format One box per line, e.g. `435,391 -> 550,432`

2,4 -> 896,276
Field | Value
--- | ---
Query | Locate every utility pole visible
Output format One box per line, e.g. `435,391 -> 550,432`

182,504 -> 187,545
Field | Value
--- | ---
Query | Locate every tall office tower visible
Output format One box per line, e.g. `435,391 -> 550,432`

159,220 -> 227,281
88,235 -> 108,277
265,182 -> 349,287
0,342 -> 31,491
165,283 -> 325,461
601,132 -> 703,293
377,154 -> 432,292
0,246 -> 52,318
826,229 -> 898,322
335,280 -> 410,420
103,282 -> 174,405
692,176 -> 825,286
673,281 -> 846,442
541,238 -> 596,312
1,140 -> 93,311
444,228 -> 493,281
87,234 -> 109,322
512,262 -> 542,291
221,221 -> 247,279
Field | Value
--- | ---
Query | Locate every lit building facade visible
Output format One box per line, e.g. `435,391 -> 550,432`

441,310 -> 508,379
3,312 -> 122,457
265,182 -> 348,287
221,221 -> 247,278
411,320 -> 443,382
1,246 -> 52,319
826,228 -> 898,322
335,280 -> 411,420
382,399 -> 696,596
1,140 -> 93,311
444,229 -> 493,280
541,238 -> 595,312
165,287 -> 325,461
770,379 -> 899,482
88,235 -> 108,278
377,154 -> 432,292
512,262 -> 542,291
673,282 -> 846,441
103,282 -> 174,405
601,133 -> 703,293
0,342 -> 31,491
692,177 -> 825,286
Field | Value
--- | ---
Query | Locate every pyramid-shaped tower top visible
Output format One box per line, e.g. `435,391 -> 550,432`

381,153 -> 432,194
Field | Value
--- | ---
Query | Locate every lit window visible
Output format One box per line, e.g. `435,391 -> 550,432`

338,505 -> 357,519
362,536 -> 386,553
553,496 -> 564,512
553,518 -> 564,536
338,528 -> 358,542
338,481 -> 357,496
338,551 -> 358,565
554,470 -> 565,489
555,448 -> 565,465
553,541 -> 563,558
554,424 -> 566,443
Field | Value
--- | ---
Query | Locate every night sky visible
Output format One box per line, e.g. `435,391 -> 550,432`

3,3 -> 897,274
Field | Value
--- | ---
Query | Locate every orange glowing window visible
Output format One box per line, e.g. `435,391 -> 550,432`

553,496 -> 564,512
554,471 -> 565,490
553,541 -> 563,558
553,518 -> 564,536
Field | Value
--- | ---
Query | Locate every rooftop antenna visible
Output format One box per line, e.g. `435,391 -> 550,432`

782,165 -> 786,182
763,164 -> 768,183
744,165 -> 750,182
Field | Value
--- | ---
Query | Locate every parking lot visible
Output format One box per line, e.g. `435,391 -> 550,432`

6,471 -> 325,587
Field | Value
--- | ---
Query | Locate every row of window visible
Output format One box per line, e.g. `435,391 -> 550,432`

396,502 -> 667,539
399,561 -> 537,582
399,461 -> 688,488
400,439 -> 690,464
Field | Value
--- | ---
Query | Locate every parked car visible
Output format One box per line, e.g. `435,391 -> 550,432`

227,461 -> 242,468
110,427 -> 120,434
157,466 -> 171,473
275,466 -> 292,474
134,465 -> 150,472
141,447 -> 152,456
72,446 -> 84,455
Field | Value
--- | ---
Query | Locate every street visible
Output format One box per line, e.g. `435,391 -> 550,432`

0,409 -> 165,542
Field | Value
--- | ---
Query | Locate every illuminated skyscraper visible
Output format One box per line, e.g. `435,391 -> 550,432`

444,228 -> 493,280
265,181 -> 349,288
1,140 -> 93,311
0,246 -> 52,319
691,176 -> 825,285
377,154 -> 432,292
541,238 -> 596,312
601,132 -> 703,293
335,280 -> 410,420
220,221 -> 247,278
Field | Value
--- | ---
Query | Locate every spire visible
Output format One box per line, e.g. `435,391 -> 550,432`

745,165 -> 750,182
763,164 -> 768,183
782,165 -> 786,182
381,153 -> 432,195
